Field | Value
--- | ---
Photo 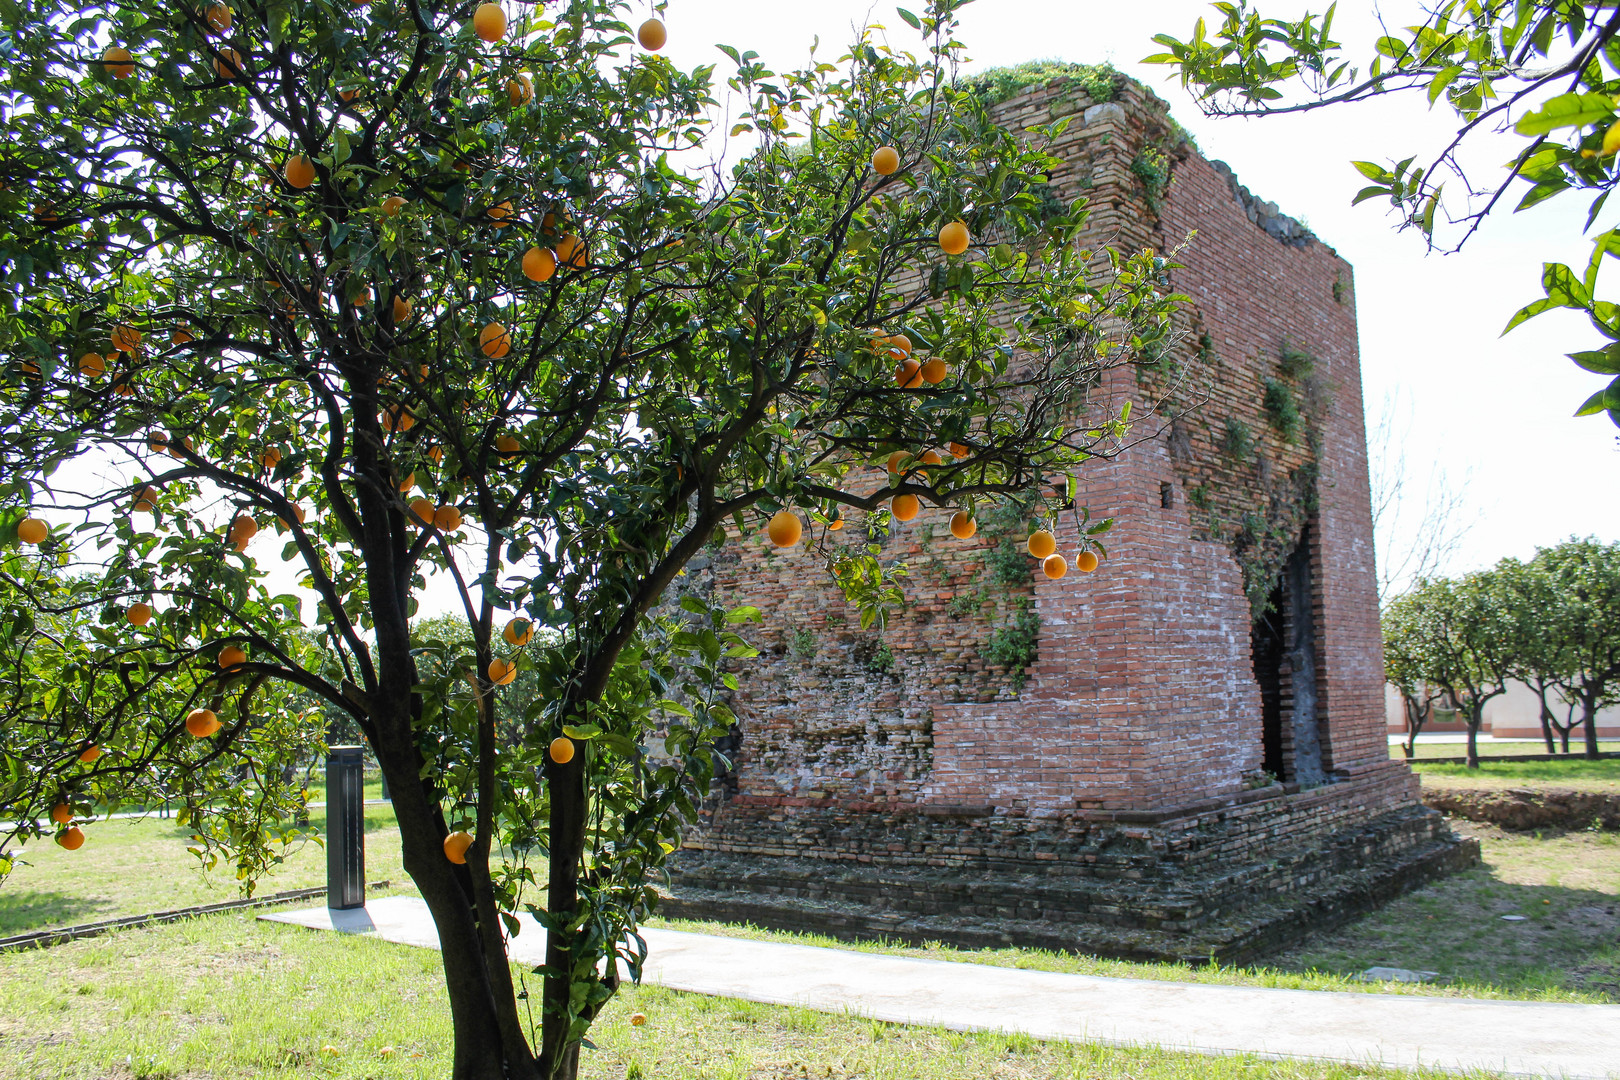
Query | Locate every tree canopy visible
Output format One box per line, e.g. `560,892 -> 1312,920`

1147,1 -> 1620,434
0,1 -> 1183,1077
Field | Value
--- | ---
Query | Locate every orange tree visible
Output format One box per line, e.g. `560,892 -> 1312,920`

0,1 -> 1182,1076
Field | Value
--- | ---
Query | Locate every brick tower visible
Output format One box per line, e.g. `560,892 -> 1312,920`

662,70 -> 1476,961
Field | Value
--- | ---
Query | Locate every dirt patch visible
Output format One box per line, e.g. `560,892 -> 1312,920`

1423,788 -> 1620,831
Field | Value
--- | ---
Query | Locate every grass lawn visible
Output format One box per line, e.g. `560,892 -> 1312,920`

0,804 -> 409,938
651,821 -> 1620,1004
1408,757 -> 1620,793
1390,739 -> 1620,760
0,912 -> 1516,1080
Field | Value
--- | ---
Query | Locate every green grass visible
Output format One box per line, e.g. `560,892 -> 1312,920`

0,913 -> 1514,1080
0,804 -> 409,937
652,822 -> 1620,1004
1391,739 -> 1620,760
1410,758 -> 1620,793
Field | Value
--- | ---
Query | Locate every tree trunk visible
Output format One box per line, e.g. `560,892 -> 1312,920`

378,741 -> 538,1080
1402,694 -> 1425,759
539,742 -> 589,1080
1583,691 -> 1602,760
1465,711 -> 1481,770
1535,686 -> 1557,754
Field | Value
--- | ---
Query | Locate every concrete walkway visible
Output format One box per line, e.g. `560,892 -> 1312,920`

263,896 -> 1620,1079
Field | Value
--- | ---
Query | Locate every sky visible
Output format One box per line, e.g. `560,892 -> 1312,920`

639,0 -> 1620,589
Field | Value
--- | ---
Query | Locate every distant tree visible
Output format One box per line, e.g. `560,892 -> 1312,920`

1533,538 -> 1620,759
1147,2 -> 1620,435
1382,591 -> 1445,759
1382,572 -> 1516,768
1497,555 -> 1578,753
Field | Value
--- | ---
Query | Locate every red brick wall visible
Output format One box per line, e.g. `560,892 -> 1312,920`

696,75 -> 1396,819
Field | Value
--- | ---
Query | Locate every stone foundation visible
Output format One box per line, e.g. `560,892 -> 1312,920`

664,765 -> 1479,963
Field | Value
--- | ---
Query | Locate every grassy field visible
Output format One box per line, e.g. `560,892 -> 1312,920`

1405,756 -> 1620,793
0,804 -> 406,937
1390,739 -> 1620,760
0,913 -> 1517,1080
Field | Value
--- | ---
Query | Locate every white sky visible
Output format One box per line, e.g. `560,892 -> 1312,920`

640,0 -> 1620,588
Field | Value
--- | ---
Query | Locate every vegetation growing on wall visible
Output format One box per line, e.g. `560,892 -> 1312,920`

961,60 -> 1122,108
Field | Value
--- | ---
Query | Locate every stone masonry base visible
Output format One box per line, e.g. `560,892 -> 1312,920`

661,771 -> 1480,965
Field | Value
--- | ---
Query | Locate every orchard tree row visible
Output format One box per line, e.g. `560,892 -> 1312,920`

1384,537 -> 1620,766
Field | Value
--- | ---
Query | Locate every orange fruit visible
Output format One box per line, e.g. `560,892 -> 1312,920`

918,449 -> 943,467
1043,553 -> 1068,579
111,324 -> 143,352
382,405 -> 416,433
891,494 -> 920,522
132,485 -> 159,513
285,155 -> 316,189
392,295 -> 412,323
171,327 -> 194,345
167,432 -> 192,458
261,446 -> 282,468
102,46 -> 135,79
827,515 -> 844,531
214,47 -> 244,80
479,322 -> 512,358
51,803 -> 73,825
17,517 -> 48,544
948,441 -> 970,458
894,359 -> 922,388
78,745 -> 101,764
555,233 -> 587,268
219,644 -> 248,669
871,145 -> 900,176
408,497 -> 435,524
938,220 -> 969,256
127,602 -> 153,626
230,514 -> 258,543
766,510 -> 803,547
472,3 -> 506,42
637,18 -> 667,50
1077,549 -> 1099,573
548,736 -> 575,764
920,357 -> 947,384
78,350 -> 106,378
339,85 -> 361,103
487,200 -> 514,225
433,504 -> 463,531
186,708 -> 221,737
425,444 -> 444,464
522,246 -> 556,282
204,4 -> 233,33
949,512 -> 976,539
630,1012 -> 647,1026
503,618 -> 533,646
57,826 -> 86,850
443,830 -> 474,864
887,451 -> 910,474
1027,530 -> 1056,559
397,471 -> 416,492
381,196 -> 407,217
488,657 -> 517,685
506,74 -> 532,106
495,434 -> 522,458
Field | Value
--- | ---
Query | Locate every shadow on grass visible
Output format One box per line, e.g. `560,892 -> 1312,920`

0,888 -> 116,937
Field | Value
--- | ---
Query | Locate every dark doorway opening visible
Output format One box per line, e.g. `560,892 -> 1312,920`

1248,526 -> 1326,785
1253,579 -> 1287,781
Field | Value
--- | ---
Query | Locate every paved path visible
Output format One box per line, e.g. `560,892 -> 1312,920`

264,897 -> 1620,1078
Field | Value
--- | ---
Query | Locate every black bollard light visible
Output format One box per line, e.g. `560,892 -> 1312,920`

326,745 -> 366,910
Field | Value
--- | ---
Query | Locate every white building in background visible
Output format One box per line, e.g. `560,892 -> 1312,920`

1385,681 -> 1620,741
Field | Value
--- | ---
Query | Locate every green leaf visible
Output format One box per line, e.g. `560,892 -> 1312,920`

1569,348 -> 1620,375
895,7 -> 921,29
1575,387 -> 1611,416
1512,92 -> 1616,136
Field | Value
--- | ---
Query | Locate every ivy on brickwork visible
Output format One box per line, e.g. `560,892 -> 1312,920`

961,60 -> 1122,107
929,501 -> 1044,691
1132,146 -> 1173,219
